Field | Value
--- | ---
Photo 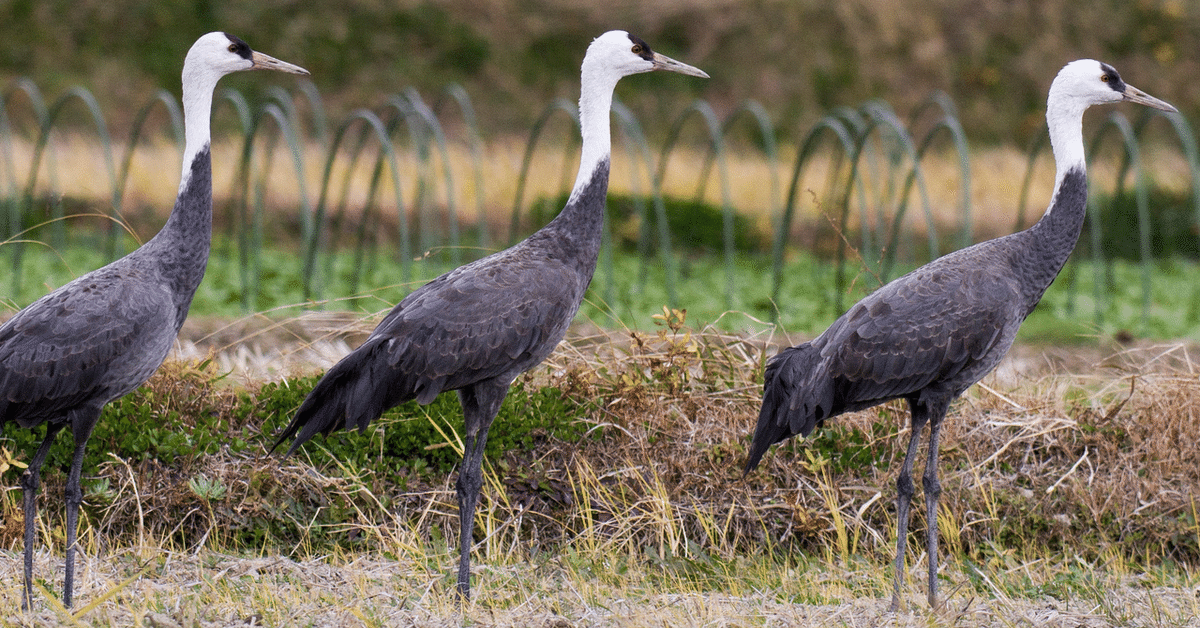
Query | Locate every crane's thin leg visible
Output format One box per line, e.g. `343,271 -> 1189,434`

889,401 -> 929,613
453,381 -> 508,602
922,403 -> 949,610
20,422 -> 65,610
62,407 -> 101,608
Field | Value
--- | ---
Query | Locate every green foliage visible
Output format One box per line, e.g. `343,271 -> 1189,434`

13,226 -> 1200,345
252,376 -> 592,477
1089,186 -> 1198,260
769,415 -> 894,477
805,420 -> 893,476
223,375 -> 593,550
531,192 -> 768,254
0,364 -> 244,476
12,186 -> 1200,352
1,369 -> 591,490
187,473 -> 227,502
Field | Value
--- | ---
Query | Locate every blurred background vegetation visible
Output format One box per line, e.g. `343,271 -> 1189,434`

2,0 -> 1197,143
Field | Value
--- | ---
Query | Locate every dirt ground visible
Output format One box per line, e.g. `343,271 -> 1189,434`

3,547 -> 1199,627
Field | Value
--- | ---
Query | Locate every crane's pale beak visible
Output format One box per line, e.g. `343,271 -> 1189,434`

251,51 -> 310,76
1123,84 -> 1176,112
651,52 -> 709,79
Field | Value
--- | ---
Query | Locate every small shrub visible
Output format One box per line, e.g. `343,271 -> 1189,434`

807,420 -> 892,476
0,360 -> 240,478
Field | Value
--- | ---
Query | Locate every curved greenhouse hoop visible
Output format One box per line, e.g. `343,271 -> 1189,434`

304,109 -> 406,301
771,115 -> 857,317
510,99 -> 579,246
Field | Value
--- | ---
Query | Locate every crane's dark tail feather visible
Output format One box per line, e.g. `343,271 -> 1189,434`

271,341 -> 394,456
744,344 -> 832,475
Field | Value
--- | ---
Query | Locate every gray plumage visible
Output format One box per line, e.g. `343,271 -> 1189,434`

1,150 -> 211,428
0,140 -> 211,614
2,33 -> 307,610
747,168 -> 1084,460
275,159 -> 608,445
745,60 -> 1176,611
273,31 -> 707,601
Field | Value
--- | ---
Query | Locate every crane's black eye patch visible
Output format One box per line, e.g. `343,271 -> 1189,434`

626,33 -> 654,61
222,33 -> 253,60
1099,62 -> 1125,92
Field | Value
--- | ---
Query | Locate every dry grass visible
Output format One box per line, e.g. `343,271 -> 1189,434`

2,319 -> 1200,625
5,132 -> 782,239
2,549 -> 1197,626
7,132 -> 1196,254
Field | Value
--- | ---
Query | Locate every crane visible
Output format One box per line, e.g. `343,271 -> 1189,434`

273,30 -> 707,600
1,32 -> 307,609
745,60 -> 1175,611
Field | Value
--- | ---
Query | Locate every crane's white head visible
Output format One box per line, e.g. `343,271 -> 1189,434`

582,31 -> 709,81
1049,59 -> 1175,113
178,33 -> 308,185
1043,60 -> 1175,197
570,31 -> 705,198
184,32 -> 309,79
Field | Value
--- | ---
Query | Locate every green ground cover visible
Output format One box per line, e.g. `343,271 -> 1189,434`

5,232 -> 1200,344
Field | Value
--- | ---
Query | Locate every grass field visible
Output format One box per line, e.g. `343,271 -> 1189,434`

4,126 -> 1200,625
2,322 -> 1199,626
9,221 -> 1200,353
4,547 -> 1197,626
5,131 -> 1200,345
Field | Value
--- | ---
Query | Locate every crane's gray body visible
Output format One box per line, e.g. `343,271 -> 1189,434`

5,31 -> 309,612
748,167 -> 1085,463
275,161 -> 611,602
272,29 -> 705,601
748,165 -> 1090,612
277,159 -> 608,448
0,151 -> 211,433
1,148 -> 212,611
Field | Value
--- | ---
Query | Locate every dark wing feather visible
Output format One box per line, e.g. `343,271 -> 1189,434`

275,247 -> 587,453
0,266 -> 176,427
376,250 -> 583,398
747,253 -> 1024,472
745,343 -> 827,473
749,232 -> 1038,474
819,260 -> 1024,408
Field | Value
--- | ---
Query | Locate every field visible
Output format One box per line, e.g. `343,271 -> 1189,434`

4,73 -> 1200,626
1,316 -> 1199,626
4,136 -> 1200,625
5,130 -> 1200,344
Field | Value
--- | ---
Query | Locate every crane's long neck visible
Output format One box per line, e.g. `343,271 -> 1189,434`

141,62 -> 220,330
1016,95 -> 1089,310
531,61 -> 617,277
571,63 -> 618,202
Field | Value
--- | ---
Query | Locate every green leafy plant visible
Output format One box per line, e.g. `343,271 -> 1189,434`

187,473 -> 228,502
